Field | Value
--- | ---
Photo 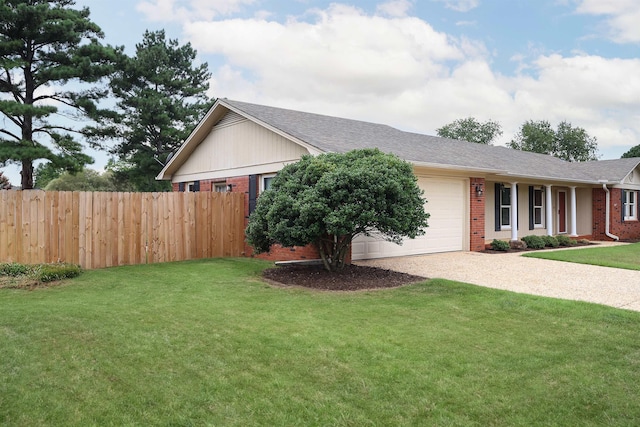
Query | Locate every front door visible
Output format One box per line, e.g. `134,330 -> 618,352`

558,191 -> 567,234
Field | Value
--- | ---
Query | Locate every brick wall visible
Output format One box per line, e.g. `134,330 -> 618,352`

592,187 -> 640,241
470,177 -> 486,251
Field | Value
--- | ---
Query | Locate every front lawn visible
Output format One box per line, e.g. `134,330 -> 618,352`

523,241 -> 640,270
2,258 -> 640,426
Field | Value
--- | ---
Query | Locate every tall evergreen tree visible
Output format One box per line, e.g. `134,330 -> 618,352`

0,0 -> 119,189
106,30 -> 212,191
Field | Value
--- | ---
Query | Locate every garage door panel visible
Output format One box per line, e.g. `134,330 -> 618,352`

352,177 -> 466,260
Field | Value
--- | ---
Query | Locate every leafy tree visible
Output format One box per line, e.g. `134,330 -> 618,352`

103,30 -> 212,192
0,0 -> 120,189
44,168 -> 117,191
34,162 -> 65,189
621,145 -> 640,159
246,149 -> 430,272
508,120 -> 598,162
0,170 -> 10,189
436,117 -> 503,145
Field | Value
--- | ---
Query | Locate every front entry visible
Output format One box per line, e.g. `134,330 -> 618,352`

558,191 -> 567,234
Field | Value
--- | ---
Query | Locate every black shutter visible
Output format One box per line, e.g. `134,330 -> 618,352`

249,175 -> 258,214
622,190 -> 626,223
495,183 -> 501,231
528,186 -> 534,230
178,182 -> 185,192
193,181 -> 200,192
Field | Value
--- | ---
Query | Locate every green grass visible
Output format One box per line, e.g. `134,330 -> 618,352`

2,258 -> 640,426
523,241 -> 640,270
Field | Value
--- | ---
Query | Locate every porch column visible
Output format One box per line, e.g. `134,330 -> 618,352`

511,182 -> 518,241
569,186 -> 578,237
545,185 -> 553,236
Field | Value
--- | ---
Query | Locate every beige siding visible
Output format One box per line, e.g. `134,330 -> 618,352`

174,113 -> 310,181
576,187 -> 592,235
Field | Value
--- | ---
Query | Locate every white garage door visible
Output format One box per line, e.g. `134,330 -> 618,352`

352,177 -> 467,260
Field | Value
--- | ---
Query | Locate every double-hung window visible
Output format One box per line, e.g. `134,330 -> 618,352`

624,190 -> 637,221
500,185 -> 511,229
532,187 -> 544,228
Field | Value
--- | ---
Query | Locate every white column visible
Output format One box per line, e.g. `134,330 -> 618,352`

570,186 -> 578,237
511,182 -> 518,241
545,185 -> 553,236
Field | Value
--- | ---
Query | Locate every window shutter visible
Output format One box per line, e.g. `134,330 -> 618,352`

193,181 -> 200,192
249,175 -> 258,214
622,190 -> 626,223
178,182 -> 185,192
528,186 -> 534,230
494,183 -> 501,231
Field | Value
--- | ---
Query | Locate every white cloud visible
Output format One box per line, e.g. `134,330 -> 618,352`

431,0 -> 480,13
175,1 -> 640,158
376,0 -> 413,17
575,0 -> 640,43
136,0 -> 256,23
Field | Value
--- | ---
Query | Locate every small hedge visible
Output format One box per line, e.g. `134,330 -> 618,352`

541,235 -> 559,248
490,239 -> 510,251
556,235 -> 576,247
0,262 -> 82,283
521,235 -> 546,250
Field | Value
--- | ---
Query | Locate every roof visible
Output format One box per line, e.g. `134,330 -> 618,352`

159,98 -> 640,185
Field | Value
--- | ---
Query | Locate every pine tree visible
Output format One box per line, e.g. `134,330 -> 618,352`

0,0 -> 120,189
106,30 -> 212,191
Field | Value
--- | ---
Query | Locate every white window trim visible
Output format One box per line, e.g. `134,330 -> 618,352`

213,182 -> 227,193
500,184 -> 511,230
533,187 -> 545,228
261,174 -> 276,193
624,190 -> 638,221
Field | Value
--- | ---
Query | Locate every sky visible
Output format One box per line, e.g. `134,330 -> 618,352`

4,0 -> 640,185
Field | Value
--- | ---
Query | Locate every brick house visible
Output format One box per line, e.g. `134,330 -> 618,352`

157,99 -> 640,261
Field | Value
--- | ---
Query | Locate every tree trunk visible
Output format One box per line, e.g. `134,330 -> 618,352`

21,160 -> 34,190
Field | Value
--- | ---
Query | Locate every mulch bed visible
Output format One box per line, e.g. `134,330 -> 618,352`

262,263 -> 426,291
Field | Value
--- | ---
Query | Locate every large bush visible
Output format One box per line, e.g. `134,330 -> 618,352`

246,149 -> 430,271
521,235 -> 546,250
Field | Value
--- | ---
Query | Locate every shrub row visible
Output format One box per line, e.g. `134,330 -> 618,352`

490,235 -> 579,251
0,262 -> 82,283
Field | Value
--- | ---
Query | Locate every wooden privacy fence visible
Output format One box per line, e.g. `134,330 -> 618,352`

0,190 -> 245,269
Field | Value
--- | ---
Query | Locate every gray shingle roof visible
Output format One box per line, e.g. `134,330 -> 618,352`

221,99 -> 640,184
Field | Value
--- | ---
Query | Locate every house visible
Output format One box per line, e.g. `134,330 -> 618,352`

157,98 -> 640,261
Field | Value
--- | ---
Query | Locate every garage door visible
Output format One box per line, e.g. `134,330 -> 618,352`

352,177 -> 467,260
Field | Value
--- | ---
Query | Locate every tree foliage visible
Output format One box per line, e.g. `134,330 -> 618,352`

508,120 -> 599,162
44,168 -> 117,191
621,145 -> 640,159
103,30 -> 212,192
0,0 -> 120,189
436,117 -> 503,145
246,149 -> 430,272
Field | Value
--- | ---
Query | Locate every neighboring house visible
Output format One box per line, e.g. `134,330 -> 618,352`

157,98 -> 640,261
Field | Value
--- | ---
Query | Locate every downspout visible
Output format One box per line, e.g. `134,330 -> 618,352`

600,182 -> 619,241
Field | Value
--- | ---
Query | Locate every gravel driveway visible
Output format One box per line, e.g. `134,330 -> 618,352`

355,243 -> 640,312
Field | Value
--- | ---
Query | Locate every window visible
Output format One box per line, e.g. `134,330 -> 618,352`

624,190 -> 637,220
500,185 -> 511,229
214,182 -> 227,193
261,174 -> 276,192
185,181 -> 200,192
532,187 -> 544,228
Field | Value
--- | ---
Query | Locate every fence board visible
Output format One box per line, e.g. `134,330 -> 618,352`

0,190 -> 244,269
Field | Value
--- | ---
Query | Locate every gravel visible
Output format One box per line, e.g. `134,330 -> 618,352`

355,243 -> 640,312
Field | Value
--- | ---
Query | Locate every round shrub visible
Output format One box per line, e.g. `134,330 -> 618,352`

490,239 -> 510,251
555,235 -> 575,246
521,235 -> 546,250
541,235 -> 559,248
